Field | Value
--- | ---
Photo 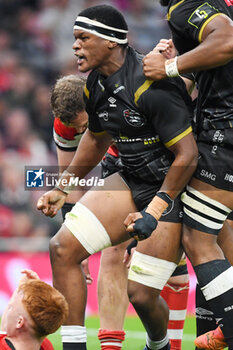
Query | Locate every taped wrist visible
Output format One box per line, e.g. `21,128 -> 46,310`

126,239 -> 138,255
55,170 -> 76,195
146,192 -> 173,221
165,56 -> 179,77
130,209 -> 158,241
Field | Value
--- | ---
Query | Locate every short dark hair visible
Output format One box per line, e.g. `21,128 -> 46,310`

78,5 -> 128,32
51,75 -> 86,124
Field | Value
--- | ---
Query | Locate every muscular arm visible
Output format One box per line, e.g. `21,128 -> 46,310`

66,128 -> 113,179
37,129 -> 113,217
56,147 -> 76,173
177,15 -> 233,73
143,15 -> 233,80
159,132 -> 198,200
124,132 -> 198,239
56,147 -> 85,204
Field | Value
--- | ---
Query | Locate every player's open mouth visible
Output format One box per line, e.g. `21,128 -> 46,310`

75,54 -> 86,65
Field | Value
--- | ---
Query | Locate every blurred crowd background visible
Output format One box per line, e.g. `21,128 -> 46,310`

0,0 -> 170,251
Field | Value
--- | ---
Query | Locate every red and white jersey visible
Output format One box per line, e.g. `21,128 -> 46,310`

53,117 -> 119,157
53,117 -> 83,151
0,334 -> 54,350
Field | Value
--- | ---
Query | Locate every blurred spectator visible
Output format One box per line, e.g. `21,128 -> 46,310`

125,0 -> 170,54
30,84 -> 54,148
37,0 -> 84,69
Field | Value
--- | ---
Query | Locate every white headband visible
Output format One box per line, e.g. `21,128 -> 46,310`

73,16 -> 128,44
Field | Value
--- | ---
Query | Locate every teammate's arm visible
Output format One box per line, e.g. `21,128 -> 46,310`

154,39 -> 195,94
125,132 -> 198,239
143,15 -> 233,80
37,129 -> 113,217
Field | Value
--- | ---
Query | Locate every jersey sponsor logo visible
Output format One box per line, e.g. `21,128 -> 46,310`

213,130 -> 224,143
200,169 -> 216,181
225,305 -> 233,312
188,3 -> 219,29
108,96 -> 117,107
113,84 -> 125,94
123,109 -> 145,127
196,307 -> 214,316
98,111 -> 109,121
224,173 -> 233,183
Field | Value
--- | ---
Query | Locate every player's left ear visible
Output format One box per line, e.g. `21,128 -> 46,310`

108,41 -> 118,49
16,315 -> 25,329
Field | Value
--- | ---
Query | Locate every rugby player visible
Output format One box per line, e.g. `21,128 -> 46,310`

143,0 -> 233,348
51,74 -> 191,350
37,5 -> 198,350
0,269 -> 68,350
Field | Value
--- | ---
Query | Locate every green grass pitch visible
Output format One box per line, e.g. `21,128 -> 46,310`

47,315 -> 196,349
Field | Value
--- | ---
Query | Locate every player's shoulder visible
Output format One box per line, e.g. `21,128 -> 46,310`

0,334 -> 12,349
40,338 -> 54,350
85,70 -> 99,99
169,0 -> 224,20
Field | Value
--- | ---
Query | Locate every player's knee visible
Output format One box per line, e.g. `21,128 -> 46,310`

127,251 -> 177,310
49,229 -> 82,267
101,244 -> 126,266
128,281 -> 155,312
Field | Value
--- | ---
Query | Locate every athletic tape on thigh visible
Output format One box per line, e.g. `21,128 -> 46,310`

64,202 -> 112,254
181,185 -> 231,233
201,266 -> 233,301
128,251 -> 177,290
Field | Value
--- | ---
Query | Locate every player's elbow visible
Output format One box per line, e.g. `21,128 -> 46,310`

183,143 -> 198,168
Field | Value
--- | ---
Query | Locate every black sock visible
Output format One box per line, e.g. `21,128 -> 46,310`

194,259 -> 233,349
145,342 -> 170,350
195,283 -> 217,336
63,343 -> 86,350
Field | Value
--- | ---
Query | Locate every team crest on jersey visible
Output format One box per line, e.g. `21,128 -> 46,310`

188,3 -> 219,29
123,109 -> 145,127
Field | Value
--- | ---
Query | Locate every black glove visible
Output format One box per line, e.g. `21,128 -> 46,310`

129,209 -> 158,241
126,239 -> 138,255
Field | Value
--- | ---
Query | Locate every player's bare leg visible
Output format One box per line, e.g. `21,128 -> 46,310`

128,221 -> 183,350
98,242 -> 129,349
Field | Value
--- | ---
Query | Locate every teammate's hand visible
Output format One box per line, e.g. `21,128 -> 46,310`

37,188 -> 67,217
19,269 -> 40,285
124,209 -> 158,241
122,239 -> 137,267
81,258 -> 93,285
143,49 -> 167,81
154,39 -> 177,60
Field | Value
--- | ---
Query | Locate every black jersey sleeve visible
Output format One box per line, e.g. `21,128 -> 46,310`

83,84 -> 104,134
137,78 -> 192,148
169,0 -> 224,43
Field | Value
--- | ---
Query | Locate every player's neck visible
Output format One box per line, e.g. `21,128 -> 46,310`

98,46 -> 127,77
6,335 -> 42,350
